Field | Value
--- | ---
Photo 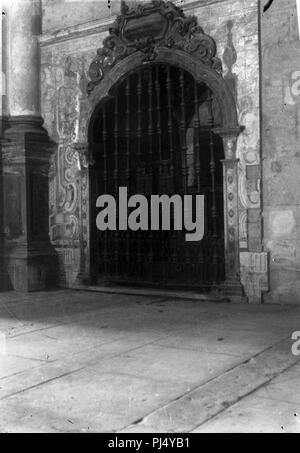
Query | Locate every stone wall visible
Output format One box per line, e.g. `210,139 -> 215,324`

261,0 -> 300,304
42,0 -> 118,32
40,0 -> 265,300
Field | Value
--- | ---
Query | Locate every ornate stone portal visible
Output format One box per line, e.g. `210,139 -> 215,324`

71,0 -> 244,298
37,0 -> 268,302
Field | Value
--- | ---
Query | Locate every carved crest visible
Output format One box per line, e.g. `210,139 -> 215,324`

87,0 -> 222,95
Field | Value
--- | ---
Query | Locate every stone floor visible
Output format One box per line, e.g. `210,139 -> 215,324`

0,289 -> 299,433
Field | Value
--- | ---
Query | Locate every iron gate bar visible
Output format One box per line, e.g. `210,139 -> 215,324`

114,91 -> 119,195
136,69 -> 143,276
137,70 -> 142,165
148,67 -> 154,276
192,82 -> 205,285
193,80 -> 201,193
207,89 -> 218,283
148,67 -> 154,177
114,91 -> 119,275
102,104 -> 109,275
102,105 -> 108,193
180,68 -> 188,194
155,66 -> 162,164
125,77 -> 131,186
125,77 -> 131,273
166,65 -> 174,182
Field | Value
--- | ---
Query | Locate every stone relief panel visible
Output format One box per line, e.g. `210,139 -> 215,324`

41,42 -> 98,285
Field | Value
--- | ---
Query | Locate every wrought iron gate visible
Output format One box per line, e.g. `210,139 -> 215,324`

91,64 -> 225,289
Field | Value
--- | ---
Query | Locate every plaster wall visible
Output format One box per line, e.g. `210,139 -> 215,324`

261,0 -> 300,304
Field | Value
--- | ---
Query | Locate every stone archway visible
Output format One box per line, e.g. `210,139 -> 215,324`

75,0 -> 244,296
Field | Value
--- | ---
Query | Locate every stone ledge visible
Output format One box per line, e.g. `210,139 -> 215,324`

72,284 -> 240,303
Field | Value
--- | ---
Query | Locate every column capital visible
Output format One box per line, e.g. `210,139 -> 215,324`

215,126 -> 244,160
213,125 -> 245,138
70,141 -> 95,169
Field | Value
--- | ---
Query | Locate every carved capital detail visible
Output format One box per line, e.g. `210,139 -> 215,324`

87,0 -> 222,95
71,142 -> 94,169
215,126 -> 244,160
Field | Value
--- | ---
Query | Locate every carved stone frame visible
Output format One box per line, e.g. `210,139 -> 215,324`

75,1 -> 244,297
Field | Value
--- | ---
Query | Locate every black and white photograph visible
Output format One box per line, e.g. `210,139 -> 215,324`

0,0 -> 300,436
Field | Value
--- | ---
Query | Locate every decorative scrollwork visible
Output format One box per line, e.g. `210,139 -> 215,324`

87,0 -> 222,95
71,142 -> 94,169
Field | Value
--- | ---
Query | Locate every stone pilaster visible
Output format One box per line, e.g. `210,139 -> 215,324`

2,0 -> 57,291
217,128 -> 244,298
71,142 -> 93,286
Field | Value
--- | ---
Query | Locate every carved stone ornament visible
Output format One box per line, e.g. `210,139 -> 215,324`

87,0 -> 222,95
70,142 -> 94,169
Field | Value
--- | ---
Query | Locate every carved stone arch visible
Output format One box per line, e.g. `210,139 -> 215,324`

84,0 -> 241,144
77,0 -> 244,298
86,47 -> 240,142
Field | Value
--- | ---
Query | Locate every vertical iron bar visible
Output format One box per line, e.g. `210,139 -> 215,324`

148,67 -> 154,276
125,77 -> 131,274
114,91 -> 119,275
102,105 -> 108,193
148,67 -> 154,176
137,70 -> 143,276
102,105 -> 108,275
193,83 -> 204,283
137,70 -> 142,163
207,89 -> 218,283
125,77 -> 131,186
114,92 -> 119,195
167,65 -> 177,275
194,81 -> 201,193
166,65 -> 174,178
155,66 -> 162,163
180,68 -> 188,193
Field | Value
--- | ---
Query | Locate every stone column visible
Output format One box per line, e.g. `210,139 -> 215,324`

2,0 -> 57,291
7,0 -> 41,116
217,128 -> 244,298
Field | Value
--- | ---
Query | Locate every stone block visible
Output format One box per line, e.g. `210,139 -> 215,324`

240,251 -> 269,304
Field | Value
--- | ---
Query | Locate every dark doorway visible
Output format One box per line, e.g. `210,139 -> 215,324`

89,64 -> 225,290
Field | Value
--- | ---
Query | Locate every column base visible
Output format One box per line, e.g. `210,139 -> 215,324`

2,114 -> 58,292
220,280 -> 247,303
5,115 -> 49,139
5,244 -> 59,292
75,272 -> 93,287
